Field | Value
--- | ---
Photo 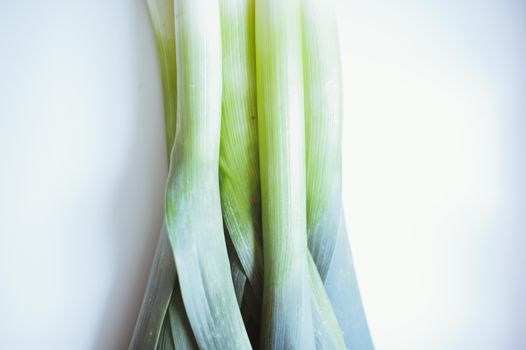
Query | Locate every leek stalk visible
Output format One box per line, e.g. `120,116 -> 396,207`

255,0 -> 315,348
129,0 -> 185,348
165,0 -> 251,348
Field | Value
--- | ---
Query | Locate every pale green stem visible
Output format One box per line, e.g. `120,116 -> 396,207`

255,0 -> 315,348
165,0 -> 251,348
130,1 -> 196,349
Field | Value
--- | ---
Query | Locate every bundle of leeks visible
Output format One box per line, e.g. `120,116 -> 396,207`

129,0 -> 374,349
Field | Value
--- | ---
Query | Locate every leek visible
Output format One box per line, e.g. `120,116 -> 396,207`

164,0 -> 251,348
130,0 -> 374,348
302,0 -> 374,347
220,1 -> 346,348
130,0 -> 186,348
255,0 -> 315,348
219,0 -> 263,303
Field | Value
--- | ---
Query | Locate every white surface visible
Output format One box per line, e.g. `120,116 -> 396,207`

0,0 -> 524,349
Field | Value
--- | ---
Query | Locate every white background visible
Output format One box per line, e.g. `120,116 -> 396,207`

0,0 -> 524,349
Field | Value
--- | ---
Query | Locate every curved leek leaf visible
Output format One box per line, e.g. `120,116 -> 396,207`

130,224 -> 176,350
168,282 -> 199,350
308,255 -> 346,350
